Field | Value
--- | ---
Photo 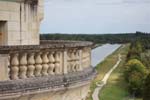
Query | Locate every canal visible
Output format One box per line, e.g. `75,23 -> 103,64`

91,44 -> 121,67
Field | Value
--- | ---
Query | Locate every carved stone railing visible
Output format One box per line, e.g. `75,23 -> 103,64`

0,40 -> 93,80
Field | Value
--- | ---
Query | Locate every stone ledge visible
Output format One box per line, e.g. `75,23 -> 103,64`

0,40 -> 93,54
0,67 -> 96,97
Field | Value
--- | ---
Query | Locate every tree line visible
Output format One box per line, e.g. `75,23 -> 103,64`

123,37 -> 150,100
40,31 -> 150,45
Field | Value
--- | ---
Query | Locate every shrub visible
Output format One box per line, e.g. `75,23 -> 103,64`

124,59 -> 147,96
143,74 -> 150,100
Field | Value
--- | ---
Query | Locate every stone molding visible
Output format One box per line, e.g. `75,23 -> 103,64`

0,40 -> 93,54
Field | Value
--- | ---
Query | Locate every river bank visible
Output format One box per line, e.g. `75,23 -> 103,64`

99,44 -> 143,100
86,44 -> 129,100
92,54 -> 122,100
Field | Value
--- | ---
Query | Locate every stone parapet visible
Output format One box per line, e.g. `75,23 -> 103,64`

0,40 -> 93,53
0,40 -> 93,80
0,67 -> 96,99
0,40 -> 95,100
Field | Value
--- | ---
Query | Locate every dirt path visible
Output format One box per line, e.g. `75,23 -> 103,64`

92,54 -> 122,100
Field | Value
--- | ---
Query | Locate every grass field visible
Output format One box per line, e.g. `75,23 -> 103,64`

99,44 -> 129,100
100,44 -> 142,100
86,44 -> 130,100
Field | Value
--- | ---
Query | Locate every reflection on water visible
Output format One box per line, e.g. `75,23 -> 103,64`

91,44 -> 121,67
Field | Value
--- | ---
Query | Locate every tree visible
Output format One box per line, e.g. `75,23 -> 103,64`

124,59 -> 147,96
143,74 -> 150,100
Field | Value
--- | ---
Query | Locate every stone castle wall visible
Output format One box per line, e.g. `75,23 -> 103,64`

0,0 -> 44,45
18,84 -> 90,100
0,41 -> 95,100
3,84 -> 90,100
0,1 -> 95,100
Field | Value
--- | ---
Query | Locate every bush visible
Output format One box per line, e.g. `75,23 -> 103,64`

124,59 -> 147,96
143,74 -> 150,100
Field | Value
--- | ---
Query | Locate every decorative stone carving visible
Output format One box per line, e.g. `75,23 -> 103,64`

8,56 -> 10,80
48,52 -> 55,75
63,51 -> 68,74
27,53 -> 35,77
10,53 -> 19,80
35,52 -> 43,77
19,53 -> 27,79
42,52 -> 49,76
6,42 -> 92,80
55,52 -> 60,74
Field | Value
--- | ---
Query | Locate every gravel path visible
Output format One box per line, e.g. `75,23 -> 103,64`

92,54 -> 122,100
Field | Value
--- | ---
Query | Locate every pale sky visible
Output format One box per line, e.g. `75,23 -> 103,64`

40,0 -> 150,34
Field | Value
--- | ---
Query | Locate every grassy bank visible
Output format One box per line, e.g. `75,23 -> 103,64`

99,44 -> 143,100
100,44 -> 130,100
86,44 -> 130,100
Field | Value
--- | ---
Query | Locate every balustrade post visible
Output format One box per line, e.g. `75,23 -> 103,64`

10,53 -> 19,80
72,62 -> 76,72
71,51 -> 75,72
8,56 -> 10,80
35,52 -> 42,77
63,50 -> 68,74
79,50 -> 83,71
55,52 -> 60,74
19,53 -> 27,79
48,52 -> 55,75
42,52 -> 49,76
27,53 -> 35,77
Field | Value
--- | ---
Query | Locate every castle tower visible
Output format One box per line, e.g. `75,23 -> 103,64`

0,0 -> 44,45
0,1 -> 96,100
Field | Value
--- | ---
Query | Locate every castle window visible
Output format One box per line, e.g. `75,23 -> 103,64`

0,21 -> 7,45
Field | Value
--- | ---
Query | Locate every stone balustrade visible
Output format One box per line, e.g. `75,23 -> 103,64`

0,40 -> 93,80
9,51 -> 62,80
0,40 -> 96,100
0,67 -> 96,95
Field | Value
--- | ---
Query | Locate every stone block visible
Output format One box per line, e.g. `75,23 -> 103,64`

7,40 -> 21,45
0,54 -> 9,81
0,1 -> 9,11
8,21 -> 20,31
0,11 -> 9,21
8,31 -> 21,41
10,12 -> 20,21
21,22 -> 28,32
7,2 -> 20,12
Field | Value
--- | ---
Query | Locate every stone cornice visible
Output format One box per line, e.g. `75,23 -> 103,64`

0,40 -> 93,54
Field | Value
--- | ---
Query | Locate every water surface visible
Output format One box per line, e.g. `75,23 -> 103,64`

91,44 -> 121,67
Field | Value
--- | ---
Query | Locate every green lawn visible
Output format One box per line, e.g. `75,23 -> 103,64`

100,44 -> 142,100
86,44 -> 130,100
99,52 -> 129,100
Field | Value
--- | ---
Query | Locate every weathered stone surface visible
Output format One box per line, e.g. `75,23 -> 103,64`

0,40 -> 93,54
0,0 -> 95,100
0,67 -> 96,100
2,84 -> 90,100
0,0 -> 44,45
0,54 -> 9,81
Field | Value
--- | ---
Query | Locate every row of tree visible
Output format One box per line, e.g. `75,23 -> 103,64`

124,38 -> 150,100
40,31 -> 150,45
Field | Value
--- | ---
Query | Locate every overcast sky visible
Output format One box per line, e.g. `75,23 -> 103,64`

40,0 -> 150,34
